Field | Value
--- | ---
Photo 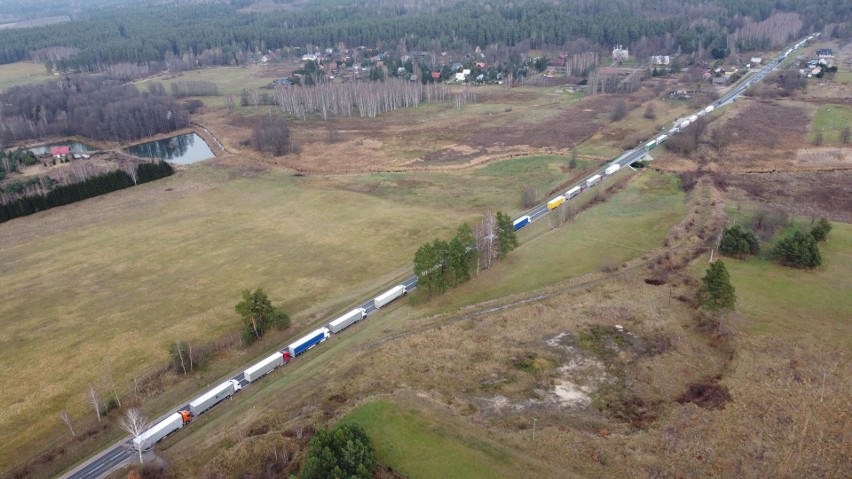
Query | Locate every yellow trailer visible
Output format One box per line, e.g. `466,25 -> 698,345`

547,195 -> 565,210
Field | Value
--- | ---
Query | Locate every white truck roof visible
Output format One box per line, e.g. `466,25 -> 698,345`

244,353 -> 282,377
190,381 -> 235,408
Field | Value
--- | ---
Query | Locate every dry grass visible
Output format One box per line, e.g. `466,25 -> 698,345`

0,61 -> 52,92
0,164 -> 492,471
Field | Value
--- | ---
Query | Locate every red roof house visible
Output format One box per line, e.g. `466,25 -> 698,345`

50,146 -> 71,157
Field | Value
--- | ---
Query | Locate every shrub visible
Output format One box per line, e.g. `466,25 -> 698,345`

773,230 -> 822,269
810,218 -> 832,242
719,225 -> 760,258
301,423 -> 374,479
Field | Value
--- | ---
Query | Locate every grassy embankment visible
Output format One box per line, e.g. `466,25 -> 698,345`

0,154 -> 580,474
809,103 -> 852,144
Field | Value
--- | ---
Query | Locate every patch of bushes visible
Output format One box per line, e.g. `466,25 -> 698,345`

719,225 -> 760,258
772,230 -> 822,269
301,423 -> 374,479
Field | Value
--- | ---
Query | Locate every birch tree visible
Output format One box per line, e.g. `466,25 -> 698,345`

121,408 -> 148,464
59,410 -> 76,438
88,384 -> 101,423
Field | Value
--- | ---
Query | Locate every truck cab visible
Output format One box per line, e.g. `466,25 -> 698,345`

179,410 -> 192,424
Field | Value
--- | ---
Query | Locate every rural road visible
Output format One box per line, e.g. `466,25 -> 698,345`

59,34 -> 814,479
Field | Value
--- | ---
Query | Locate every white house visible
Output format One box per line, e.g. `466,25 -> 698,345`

750,57 -> 762,65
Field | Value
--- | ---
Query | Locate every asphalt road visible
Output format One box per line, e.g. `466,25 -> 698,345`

59,35 -> 813,479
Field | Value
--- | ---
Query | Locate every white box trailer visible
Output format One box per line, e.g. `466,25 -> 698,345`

566,186 -> 581,199
704,105 -> 714,114
656,134 -> 668,143
327,308 -> 366,334
688,114 -> 698,123
604,164 -> 620,176
244,352 -> 284,383
374,285 -> 406,309
133,412 -> 185,451
585,175 -> 602,188
189,379 -> 240,417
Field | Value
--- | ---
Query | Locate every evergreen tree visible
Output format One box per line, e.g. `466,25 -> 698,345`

301,423 -> 375,479
413,242 -> 439,297
235,288 -> 290,345
719,225 -> 760,258
773,231 -> 822,268
496,211 -> 518,258
810,218 -> 832,242
696,261 -> 736,314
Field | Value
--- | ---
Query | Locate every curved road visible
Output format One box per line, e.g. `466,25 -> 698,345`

60,34 -> 814,479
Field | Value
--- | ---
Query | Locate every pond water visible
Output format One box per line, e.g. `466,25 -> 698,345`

29,142 -> 95,155
125,133 -> 214,164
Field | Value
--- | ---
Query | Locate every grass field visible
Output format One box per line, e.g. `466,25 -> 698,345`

719,222 -> 852,348
0,166 -> 456,468
0,61 -> 52,92
834,71 -> 852,85
0,153 -> 595,471
135,66 -> 286,109
809,103 -> 852,144
342,400 -> 543,479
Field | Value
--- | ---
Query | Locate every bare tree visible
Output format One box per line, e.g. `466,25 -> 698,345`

121,408 -> 148,465
58,410 -> 76,439
474,211 -> 499,271
521,186 -> 537,208
88,384 -> 101,423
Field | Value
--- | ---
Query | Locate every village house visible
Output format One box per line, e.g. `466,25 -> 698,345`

750,57 -> 762,65
50,146 -> 71,158
650,55 -> 670,65
816,48 -> 833,58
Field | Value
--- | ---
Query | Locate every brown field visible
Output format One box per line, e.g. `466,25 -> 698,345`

721,170 -> 852,222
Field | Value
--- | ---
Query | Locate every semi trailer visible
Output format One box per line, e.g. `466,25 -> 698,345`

604,164 -> 621,176
189,379 -> 241,417
512,216 -> 531,231
244,352 -> 285,383
566,186 -> 581,199
327,308 -> 367,334
132,410 -> 191,451
585,175 -> 601,188
374,285 -> 407,309
547,196 -> 565,210
285,328 -> 330,357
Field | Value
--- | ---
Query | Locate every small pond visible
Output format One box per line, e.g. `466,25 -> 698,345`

29,142 -> 95,155
125,133 -> 214,164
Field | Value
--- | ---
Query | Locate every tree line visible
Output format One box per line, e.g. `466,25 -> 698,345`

0,160 -> 174,223
414,211 -> 517,298
0,0 -> 847,71
274,77 -> 451,120
0,76 -> 190,144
